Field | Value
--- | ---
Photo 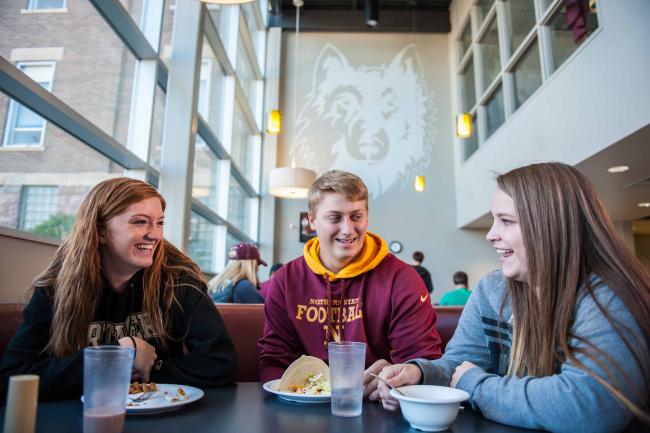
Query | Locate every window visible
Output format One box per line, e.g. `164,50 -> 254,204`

456,0 -> 599,158
236,32 -> 258,114
148,85 -> 166,170
460,57 -> 477,112
188,212 -> 217,272
506,0 -> 536,55
463,114 -> 479,159
484,84 -> 505,138
198,59 -> 212,120
231,103 -> 257,183
459,22 -> 472,59
477,0 -> 496,24
27,0 -> 66,10
18,186 -> 58,231
192,135 -> 220,210
198,38 -> 226,137
478,17 -> 501,91
3,62 -> 55,147
547,1 -> 599,73
228,174 -> 251,236
512,40 -> 542,108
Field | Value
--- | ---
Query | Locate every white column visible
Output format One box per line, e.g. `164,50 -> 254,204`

158,0 -> 205,251
258,27 -> 282,276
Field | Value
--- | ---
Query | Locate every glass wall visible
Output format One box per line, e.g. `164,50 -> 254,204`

0,0 -> 268,273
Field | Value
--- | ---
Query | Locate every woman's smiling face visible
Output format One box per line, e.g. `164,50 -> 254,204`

99,197 -> 164,278
486,188 -> 528,282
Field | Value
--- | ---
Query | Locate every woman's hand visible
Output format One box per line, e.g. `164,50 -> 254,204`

118,336 -> 157,382
363,359 -> 392,401
377,363 -> 422,411
451,361 -> 477,388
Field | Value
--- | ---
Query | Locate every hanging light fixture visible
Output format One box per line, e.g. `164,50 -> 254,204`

267,109 -> 282,135
269,165 -> 316,199
199,0 -> 254,4
268,0 -> 316,199
364,0 -> 379,28
456,113 -> 472,138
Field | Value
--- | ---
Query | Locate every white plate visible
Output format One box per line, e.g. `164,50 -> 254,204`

82,384 -> 204,415
262,379 -> 330,404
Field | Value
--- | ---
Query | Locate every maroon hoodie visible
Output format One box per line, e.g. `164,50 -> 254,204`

258,253 -> 442,381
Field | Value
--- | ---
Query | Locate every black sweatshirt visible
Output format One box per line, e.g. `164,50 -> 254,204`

0,271 -> 236,401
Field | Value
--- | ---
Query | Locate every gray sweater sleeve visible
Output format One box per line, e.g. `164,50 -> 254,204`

411,285 -> 494,385
455,289 -> 647,433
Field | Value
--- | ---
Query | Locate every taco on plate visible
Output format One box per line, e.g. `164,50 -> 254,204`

277,355 -> 330,395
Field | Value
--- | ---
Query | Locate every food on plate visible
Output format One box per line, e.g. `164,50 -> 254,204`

129,381 -> 158,394
277,355 -> 330,395
164,386 -> 189,402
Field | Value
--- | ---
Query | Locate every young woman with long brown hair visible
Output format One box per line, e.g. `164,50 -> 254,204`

0,177 -> 236,400
378,163 -> 649,432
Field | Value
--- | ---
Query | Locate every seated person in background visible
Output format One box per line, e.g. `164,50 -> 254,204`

260,262 -> 283,299
259,170 -> 442,400
378,163 -> 650,432
0,178 -> 236,401
411,251 -> 434,294
209,243 -> 266,304
269,263 -> 283,277
438,271 -> 471,306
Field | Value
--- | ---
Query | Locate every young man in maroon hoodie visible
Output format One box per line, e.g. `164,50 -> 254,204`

258,170 -> 442,400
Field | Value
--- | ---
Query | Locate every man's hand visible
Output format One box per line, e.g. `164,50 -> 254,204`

377,363 -> 422,411
363,359 -> 391,401
451,361 -> 477,388
118,336 -> 157,382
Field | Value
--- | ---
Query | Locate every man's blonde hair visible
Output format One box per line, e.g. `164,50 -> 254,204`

307,170 -> 368,214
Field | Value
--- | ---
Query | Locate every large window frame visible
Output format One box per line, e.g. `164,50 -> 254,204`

0,0 -> 269,273
456,0 -> 600,161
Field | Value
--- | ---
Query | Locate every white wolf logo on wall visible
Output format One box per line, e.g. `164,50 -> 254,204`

290,43 -> 436,198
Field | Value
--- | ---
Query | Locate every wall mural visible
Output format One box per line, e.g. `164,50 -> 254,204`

290,43 -> 437,198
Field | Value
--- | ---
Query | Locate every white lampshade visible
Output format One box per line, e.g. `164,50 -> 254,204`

269,167 -> 316,199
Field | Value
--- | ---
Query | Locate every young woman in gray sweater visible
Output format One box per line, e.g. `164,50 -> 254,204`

378,163 -> 649,432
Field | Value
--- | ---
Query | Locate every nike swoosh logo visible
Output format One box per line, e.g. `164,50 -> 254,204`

420,294 -> 429,303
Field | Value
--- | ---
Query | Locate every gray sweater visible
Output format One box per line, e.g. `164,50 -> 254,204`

413,271 -> 648,432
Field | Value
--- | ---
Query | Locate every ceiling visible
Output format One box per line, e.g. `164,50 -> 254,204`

576,124 -> 650,234
268,0 -> 452,32
465,124 -> 650,234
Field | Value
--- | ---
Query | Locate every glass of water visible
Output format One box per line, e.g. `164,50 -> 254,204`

328,341 -> 366,417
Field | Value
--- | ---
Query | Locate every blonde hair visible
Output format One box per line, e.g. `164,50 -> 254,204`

497,163 -> 650,422
209,259 -> 258,295
307,170 -> 368,215
32,177 -> 205,356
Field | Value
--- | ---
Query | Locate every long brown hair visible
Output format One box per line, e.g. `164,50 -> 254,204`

32,177 -> 205,357
497,162 -> 650,420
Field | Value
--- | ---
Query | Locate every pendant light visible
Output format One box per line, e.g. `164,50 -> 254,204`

268,0 -> 316,199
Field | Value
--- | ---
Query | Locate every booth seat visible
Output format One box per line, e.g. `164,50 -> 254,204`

0,303 -> 463,382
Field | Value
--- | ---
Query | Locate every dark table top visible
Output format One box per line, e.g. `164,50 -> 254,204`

1,382 -> 539,433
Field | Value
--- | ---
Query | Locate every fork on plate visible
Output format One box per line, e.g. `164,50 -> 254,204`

129,390 -> 157,403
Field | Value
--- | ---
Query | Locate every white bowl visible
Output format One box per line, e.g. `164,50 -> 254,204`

389,385 -> 469,432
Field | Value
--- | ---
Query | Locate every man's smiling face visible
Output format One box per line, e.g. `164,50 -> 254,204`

309,192 -> 368,274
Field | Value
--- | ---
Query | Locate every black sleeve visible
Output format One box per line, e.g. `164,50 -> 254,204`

151,286 -> 237,387
424,270 -> 434,294
0,289 -> 84,401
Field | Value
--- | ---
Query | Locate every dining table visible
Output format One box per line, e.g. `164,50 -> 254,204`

0,382 -> 541,433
